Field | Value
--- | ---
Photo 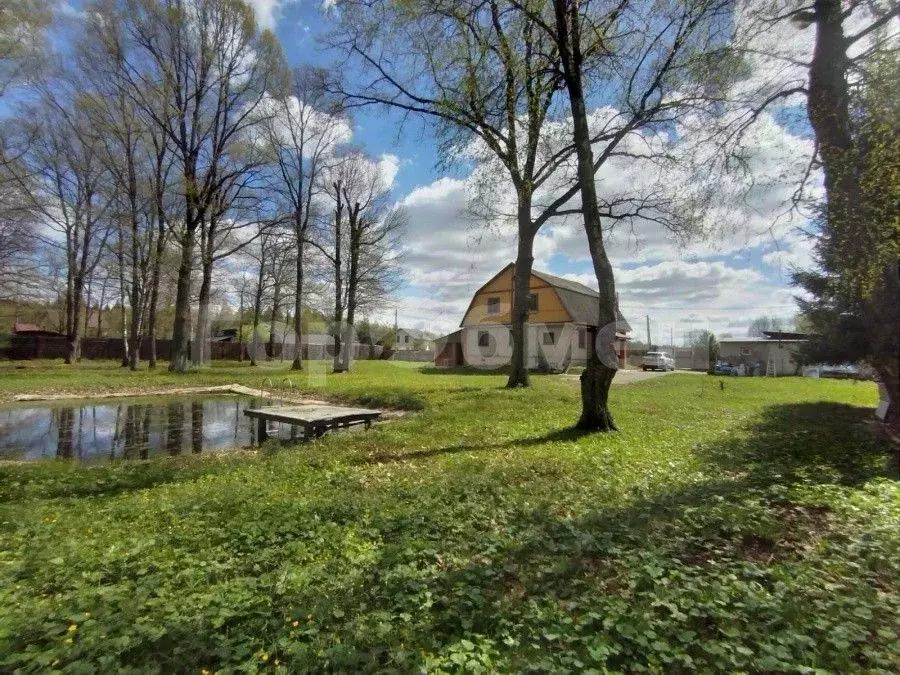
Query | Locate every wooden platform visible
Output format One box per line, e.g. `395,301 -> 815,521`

244,404 -> 382,442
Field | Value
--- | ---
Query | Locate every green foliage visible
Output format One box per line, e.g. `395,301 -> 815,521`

0,363 -> 896,671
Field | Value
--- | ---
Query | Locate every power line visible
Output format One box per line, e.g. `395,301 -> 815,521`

617,304 -> 798,311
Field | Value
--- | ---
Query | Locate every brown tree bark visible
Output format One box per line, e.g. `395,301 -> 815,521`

331,181 -> 347,373
291,238 -> 305,370
507,216 -> 535,388
554,0 -> 618,431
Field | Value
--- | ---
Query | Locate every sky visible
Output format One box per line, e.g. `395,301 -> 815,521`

56,0 -> 825,344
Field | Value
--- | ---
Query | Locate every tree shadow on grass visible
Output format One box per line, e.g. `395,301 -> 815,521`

293,401 -> 896,670
329,401 -> 896,670
359,427 -> 594,465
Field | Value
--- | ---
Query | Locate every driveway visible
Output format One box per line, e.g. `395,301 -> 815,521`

560,369 -> 701,385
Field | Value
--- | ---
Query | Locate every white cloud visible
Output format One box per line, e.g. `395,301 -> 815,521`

245,0 -> 298,30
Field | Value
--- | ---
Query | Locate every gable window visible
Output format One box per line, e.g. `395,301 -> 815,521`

487,296 -> 501,315
543,331 -> 556,346
528,293 -> 539,312
478,331 -> 491,347
578,328 -> 586,349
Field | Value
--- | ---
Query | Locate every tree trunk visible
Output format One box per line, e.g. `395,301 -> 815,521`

506,211 -> 535,388
249,256 -> 265,367
267,283 -> 280,361
332,187 -> 346,373
168,228 -> 195,373
291,236 -> 304,371
237,290 -> 245,363
146,258 -> 162,369
554,0 -> 618,431
193,261 -> 213,367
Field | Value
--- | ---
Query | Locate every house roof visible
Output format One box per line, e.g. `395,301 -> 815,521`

720,337 -> 807,344
460,263 -> 632,332
13,321 -> 42,333
397,328 -> 433,340
530,269 -> 632,333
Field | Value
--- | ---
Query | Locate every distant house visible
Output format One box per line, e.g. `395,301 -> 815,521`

394,328 -> 434,351
213,328 -> 239,343
13,322 -> 64,338
435,263 -> 631,370
718,332 -> 808,375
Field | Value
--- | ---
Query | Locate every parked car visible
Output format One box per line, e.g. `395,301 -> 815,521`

642,351 -> 675,371
713,361 -> 738,376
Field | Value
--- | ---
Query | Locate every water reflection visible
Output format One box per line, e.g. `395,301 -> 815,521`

0,395 -> 268,462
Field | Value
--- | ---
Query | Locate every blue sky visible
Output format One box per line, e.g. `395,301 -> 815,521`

50,0 -> 819,341
260,0 -> 818,340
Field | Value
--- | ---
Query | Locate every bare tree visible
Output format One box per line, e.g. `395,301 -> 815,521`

315,151 -> 404,372
11,90 -> 114,362
328,0 -> 570,387
259,65 -> 348,371
120,0 -> 286,372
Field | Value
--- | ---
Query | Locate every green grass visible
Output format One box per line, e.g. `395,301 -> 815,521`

0,362 -> 897,672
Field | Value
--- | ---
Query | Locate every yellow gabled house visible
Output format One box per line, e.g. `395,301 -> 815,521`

434,263 -> 631,370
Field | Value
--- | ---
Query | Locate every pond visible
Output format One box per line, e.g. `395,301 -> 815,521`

0,394 -> 286,462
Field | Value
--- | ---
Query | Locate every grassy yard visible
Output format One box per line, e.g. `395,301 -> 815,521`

0,361 -> 897,672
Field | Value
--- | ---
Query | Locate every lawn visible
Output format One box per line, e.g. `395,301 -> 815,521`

0,361 -> 897,672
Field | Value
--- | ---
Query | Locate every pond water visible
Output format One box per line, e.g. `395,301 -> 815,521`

0,394 -> 286,462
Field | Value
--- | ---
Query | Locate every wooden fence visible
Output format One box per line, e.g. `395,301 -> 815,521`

3,335 -> 385,362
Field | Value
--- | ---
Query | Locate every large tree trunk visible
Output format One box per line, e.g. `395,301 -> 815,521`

506,210 -> 535,388
249,255 -> 265,367
168,228 -> 195,373
146,262 -> 162,369
554,0 -> 618,431
291,236 -> 305,371
117,238 -> 129,368
332,188 -> 346,373
193,262 -> 212,367
267,283 -> 280,361
66,276 -> 84,365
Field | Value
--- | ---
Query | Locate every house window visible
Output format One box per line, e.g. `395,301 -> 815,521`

543,331 -> 556,346
487,297 -> 501,315
578,328 -> 586,349
740,347 -> 751,356
528,293 -> 538,312
478,331 -> 490,347
404,335 -> 409,343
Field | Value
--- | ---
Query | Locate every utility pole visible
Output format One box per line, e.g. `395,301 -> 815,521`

670,325 -> 674,353
646,315 -> 651,350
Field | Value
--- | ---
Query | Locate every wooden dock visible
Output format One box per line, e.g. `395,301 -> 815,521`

244,404 -> 382,442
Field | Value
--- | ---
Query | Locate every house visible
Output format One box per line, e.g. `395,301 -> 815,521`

435,263 -> 631,370
13,321 -> 65,338
718,332 -> 808,375
394,328 -> 434,351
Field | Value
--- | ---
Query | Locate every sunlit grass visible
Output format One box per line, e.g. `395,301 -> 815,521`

0,364 -> 896,671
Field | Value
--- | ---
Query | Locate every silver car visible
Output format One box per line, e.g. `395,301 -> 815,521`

641,351 -> 675,371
